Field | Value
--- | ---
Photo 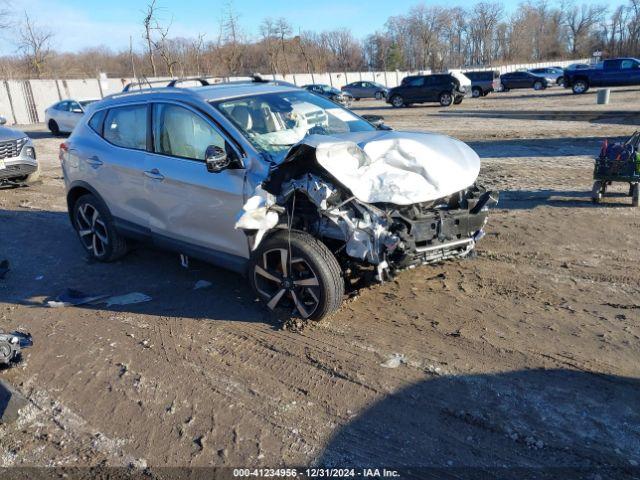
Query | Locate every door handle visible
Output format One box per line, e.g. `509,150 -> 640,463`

85,155 -> 103,167
144,168 -> 165,181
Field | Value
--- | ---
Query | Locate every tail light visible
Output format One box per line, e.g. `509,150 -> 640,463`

59,142 -> 68,163
599,139 -> 608,158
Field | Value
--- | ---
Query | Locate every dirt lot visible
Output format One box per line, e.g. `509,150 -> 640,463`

1,86 -> 639,475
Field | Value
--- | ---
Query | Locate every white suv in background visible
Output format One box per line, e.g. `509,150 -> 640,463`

0,115 -> 39,185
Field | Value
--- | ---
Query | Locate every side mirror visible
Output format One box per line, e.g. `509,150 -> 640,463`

0,115 -> 6,125
205,145 -> 230,173
362,114 -> 391,130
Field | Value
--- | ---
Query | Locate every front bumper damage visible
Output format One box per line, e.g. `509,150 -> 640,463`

236,131 -> 498,281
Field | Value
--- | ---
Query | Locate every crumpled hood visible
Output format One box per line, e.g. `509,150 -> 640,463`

287,130 -> 481,205
0,125 -> 26,142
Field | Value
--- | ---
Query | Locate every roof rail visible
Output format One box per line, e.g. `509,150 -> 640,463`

122,77 -> 211,92
121,74 -> 298,93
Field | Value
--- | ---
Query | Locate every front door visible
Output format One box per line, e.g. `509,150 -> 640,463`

145,102 -> 249,260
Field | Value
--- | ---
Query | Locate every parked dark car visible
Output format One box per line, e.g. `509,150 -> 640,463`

302,84 -> 353,107
528,67 -> 565,86
386,74 -> 466,108
499,71 -> 549,91
341,81 -> 389,100
463,70 -> 500,97
564,57 -> 640,94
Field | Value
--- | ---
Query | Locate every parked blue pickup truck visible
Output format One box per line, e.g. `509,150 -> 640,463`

564,58 -> 640,94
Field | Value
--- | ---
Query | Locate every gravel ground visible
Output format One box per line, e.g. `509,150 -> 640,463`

0,85 -> 639,476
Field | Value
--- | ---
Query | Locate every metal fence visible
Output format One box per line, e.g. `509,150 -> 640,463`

0,59 -> 587,126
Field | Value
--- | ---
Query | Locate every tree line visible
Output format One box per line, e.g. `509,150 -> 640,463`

0,0 -> 639,79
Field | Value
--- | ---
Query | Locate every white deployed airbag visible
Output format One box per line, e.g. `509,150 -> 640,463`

300,131 -> 481,205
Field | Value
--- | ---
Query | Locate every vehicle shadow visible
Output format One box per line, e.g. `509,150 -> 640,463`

438,109 -> 640,126
0,208 -> 274,325
319,369 -> 640,478
26,131 -> 69,140
469,135 -> 628,158
498,189 -> 633,210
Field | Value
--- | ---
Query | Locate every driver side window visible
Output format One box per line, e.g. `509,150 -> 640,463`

153,103 -> 225,161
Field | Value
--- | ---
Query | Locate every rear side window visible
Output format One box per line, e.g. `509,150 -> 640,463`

405,77 -> 425,87
103,105 -> 148,150
88,110 -> 106,134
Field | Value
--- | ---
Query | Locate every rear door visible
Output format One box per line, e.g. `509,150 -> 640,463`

145,102 -> 249,260
403,77 -> 425,102
73,103 -> 151,231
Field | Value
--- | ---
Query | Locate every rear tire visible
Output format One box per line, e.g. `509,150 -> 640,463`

249,230 -> 344,321
390,95 -> 404,108
572,79 -> 589,94
632,184 -> 639,207
591,181 -> 603,203
48,119 -> 60,136
533,81 -> 544,91
72,193 -> 128,262
472,87 -> 482,98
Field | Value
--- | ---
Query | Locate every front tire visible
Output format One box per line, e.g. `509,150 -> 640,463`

533,81 -> 544,90
249,230 -> 344,321
632,184 -> 639,207
390,95 -> 404,108
375,91 -> 384,100
439,91 -> 453,107
72,194 -> 128,262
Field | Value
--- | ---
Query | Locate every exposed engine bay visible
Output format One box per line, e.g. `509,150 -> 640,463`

236,131 -> 498,281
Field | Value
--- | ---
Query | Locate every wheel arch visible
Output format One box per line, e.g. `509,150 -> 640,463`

66,181 -> 108,224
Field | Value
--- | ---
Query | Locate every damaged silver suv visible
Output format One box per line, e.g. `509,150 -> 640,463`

61,80 -> 497,320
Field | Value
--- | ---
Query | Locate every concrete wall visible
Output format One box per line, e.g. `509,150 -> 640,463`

1,59 -> 588,126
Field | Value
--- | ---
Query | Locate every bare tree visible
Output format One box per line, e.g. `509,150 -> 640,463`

275,18 -> 292,74
142,0 -> 158,76
151,19 -> 178,76
260,18 -> 279,74
561,0 -> 607,55
17,12 -> 54,78
219,2 -> 245,75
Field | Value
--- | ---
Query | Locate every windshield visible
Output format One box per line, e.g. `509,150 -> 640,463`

211,90 -> 375,161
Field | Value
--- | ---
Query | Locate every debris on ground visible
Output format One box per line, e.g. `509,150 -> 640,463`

193,280 -> 213,290
380,353 -> 406,368
0,331 -> 33,366
0,259 -> 9,279
47,290 -> 152,308
0,379 -> 28,424
47,289 -> 109,308
105,292 -> 152,307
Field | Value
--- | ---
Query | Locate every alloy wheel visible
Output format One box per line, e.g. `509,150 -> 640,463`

391,96 -> 404,108
253,248 -> 320,319
76,203 -> 109,257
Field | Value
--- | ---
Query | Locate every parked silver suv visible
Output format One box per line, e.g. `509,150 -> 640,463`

0,115 -> 39,185
61,80 -> 496,320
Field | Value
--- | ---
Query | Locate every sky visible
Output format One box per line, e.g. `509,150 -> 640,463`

0,0 -> 627,55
